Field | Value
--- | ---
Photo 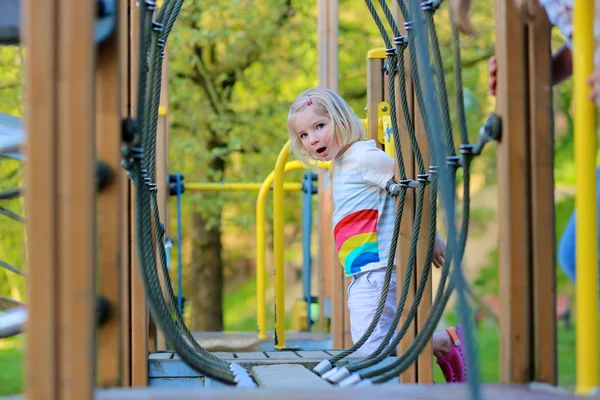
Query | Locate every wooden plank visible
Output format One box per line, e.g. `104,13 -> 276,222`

120,0 -> 133,386
212,352 -> 235,359
235,352 -> 268,360
495,0 -> 533,384
392,0 -> 416,384
148,360 -> 202,378
56,0 -> 97,397
97,383 -> 583,399
413,69 -> 433,385
149,353 -> 174,360
251,364 -> 330,388
96,0 -> 124,388
23,0 -> 59,396
527,4 -> 556,385
129,0 -> 149,387
149,378 -> 204,388
265,351 -> 300,359
296,350 -> 330,358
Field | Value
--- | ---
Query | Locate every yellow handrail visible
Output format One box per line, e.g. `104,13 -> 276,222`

574,0 -> 598,394
256,141 -> 330,346
186,182 -> 302,191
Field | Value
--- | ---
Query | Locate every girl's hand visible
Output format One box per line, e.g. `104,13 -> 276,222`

488,56 -> 497,97
588,69 -> 600,102
433,232 -> 446,269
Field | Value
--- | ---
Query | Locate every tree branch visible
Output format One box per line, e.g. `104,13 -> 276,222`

444,49 -> 494,73
0,83 -> 19,91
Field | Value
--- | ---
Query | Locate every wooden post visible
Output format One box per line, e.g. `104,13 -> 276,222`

25,0 -> 97,399
120,0 -> 133,386
153,53 -> 170,351
391,1 -> 418,384
527,4 -> 557,385
96,0 -> 124,388
413,87 -> 433,384
495,0 -> 533,384
317,0 -> 342,346
128,0 -> 149,386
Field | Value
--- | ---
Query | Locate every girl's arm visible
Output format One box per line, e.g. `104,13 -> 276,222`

552,45 -> 573,86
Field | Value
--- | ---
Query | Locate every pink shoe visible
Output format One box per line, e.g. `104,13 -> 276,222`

435,324 -> 468,383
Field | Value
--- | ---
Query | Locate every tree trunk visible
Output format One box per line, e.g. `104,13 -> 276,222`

189,208 -> 224,331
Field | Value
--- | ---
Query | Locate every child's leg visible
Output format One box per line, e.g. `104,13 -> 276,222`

347,269 -> 396,357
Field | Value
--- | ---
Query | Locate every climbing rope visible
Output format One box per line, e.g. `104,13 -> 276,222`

120,0 -> 255,386
316,2 -> 499,397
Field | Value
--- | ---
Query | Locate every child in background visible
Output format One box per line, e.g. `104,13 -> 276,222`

287,87 -> 468,383
452,0 -> 600,296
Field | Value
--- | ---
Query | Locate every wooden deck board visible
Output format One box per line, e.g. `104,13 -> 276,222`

96,383 -> 580,399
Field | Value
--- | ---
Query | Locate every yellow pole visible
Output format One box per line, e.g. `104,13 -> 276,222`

574,0 -> 598,394
262,142 -> 330,348
186,182 -> 302,191
256,160 -> 305,339
273,141 -> 291,349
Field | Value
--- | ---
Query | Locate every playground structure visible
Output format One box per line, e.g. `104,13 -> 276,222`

0,0 -> 598,399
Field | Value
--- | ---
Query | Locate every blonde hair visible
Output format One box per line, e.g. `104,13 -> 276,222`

450,0 -> 538,35
287,88 -> 365,164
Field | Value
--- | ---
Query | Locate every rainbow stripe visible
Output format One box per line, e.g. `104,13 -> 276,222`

334,209 -> 380,274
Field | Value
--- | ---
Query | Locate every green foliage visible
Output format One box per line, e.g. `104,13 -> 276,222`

0,46 -> 25,304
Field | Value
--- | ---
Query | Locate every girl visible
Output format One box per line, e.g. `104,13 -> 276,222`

287,87 -> 468,383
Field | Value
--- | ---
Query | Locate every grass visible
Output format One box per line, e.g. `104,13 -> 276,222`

0,337 -> 23,396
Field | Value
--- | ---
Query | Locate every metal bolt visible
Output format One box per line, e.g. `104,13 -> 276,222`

381,105 -> 388,112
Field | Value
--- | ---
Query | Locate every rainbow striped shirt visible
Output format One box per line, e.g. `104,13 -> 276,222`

332,140 -> 396,276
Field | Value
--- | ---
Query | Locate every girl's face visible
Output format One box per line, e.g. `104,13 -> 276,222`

293,107 -> 346,161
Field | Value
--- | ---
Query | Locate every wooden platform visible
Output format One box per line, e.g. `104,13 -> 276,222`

144,351 -> 582,400
190,331 -> 332,352
148,350 -> 363,388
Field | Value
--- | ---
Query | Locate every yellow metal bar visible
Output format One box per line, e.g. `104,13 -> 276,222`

273,142 -> 290,349
574,0 -> 598,394
186,182 -> 302,192
263,145 -> 330,348
256,160 -> 306,339
367,48 -> 386,59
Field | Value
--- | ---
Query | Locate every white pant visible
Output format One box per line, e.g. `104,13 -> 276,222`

347,268 -> 397,357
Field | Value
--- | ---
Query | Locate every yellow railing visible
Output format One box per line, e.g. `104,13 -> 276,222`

186,182 -> 302,191
256,141 -> 330,347
574,0 -> 598,394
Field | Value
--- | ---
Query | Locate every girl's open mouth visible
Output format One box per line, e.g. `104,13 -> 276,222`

316,147 -> 327,155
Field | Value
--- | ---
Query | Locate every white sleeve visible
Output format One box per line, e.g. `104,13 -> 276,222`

358,147 -> 395,189
539,0 -> 573,48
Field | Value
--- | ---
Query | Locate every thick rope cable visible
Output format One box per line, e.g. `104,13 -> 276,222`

131,160 -> 236,383
139,0 -> 223,361
341,0 -> 482,387
330,0 -> 435,373
0,188 -> 21,200
423,5 -> 456,156
404,0 -> 481,397
142,1 -> 229,364
0,206 -> 24,222
123,0 -> 239,381
0,259 -> 25,276
321,1 -> 412,368
448,3 -> 469,145
325,187 -> 408,365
